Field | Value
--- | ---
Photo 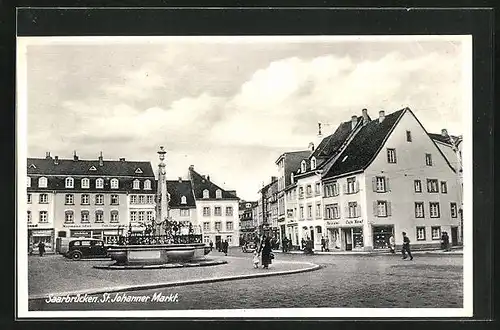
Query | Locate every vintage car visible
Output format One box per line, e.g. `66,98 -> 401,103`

64,238 -> 109,260
242,242 -> 258,253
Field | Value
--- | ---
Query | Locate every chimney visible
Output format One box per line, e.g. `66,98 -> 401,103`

271,176 -> 277,182
378,111 -> 385,123
362,108 -> 370,125
45,152 -> 51,159
73,150 -> 79,161
178,177 -> 182,183
119,157 -> 126,162
351,115 -> 358,130
202,175 -> 206,179
207,175 -> 210,181
308,142 -> 315,151
98,151 -> 103,166
189,165 -> 194,171
441,129 -> 449,137
54,156 -> 59,165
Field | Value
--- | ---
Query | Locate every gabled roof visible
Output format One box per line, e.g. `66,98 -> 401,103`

166,180 -> 196,208
324,109 -> 406,178
311,120 -> 354,161
27,158 -> 155,177
281,150 -> 311,188
428,133 -> 459,146
189,167 -> 239,200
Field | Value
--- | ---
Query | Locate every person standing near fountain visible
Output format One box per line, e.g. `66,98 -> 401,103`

259,236 -> 272,269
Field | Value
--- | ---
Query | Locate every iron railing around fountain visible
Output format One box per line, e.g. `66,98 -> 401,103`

118,234 -> 203,245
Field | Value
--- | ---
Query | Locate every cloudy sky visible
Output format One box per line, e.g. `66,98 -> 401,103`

21,36 -> 469,201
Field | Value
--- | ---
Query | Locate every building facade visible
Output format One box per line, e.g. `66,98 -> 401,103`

239,201 -> 258,244
188,166 -> 240,247
27,152 -> 156,251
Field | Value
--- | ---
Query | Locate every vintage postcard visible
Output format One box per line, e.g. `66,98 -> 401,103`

17,35 -> 472,318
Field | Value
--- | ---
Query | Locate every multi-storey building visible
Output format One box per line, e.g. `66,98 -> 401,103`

188,165 -> 240,247
162,177 -> 198,234
27,152 -> 156,251
239,200 -> 258,244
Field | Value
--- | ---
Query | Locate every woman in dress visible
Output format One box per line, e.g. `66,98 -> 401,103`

259,236 -> 272,269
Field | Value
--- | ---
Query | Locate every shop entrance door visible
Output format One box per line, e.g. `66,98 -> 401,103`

310,229 -> 315,243
215,235 -> 222,250
344,229 -> 352,251
451,227 -> 458,246
372,225 -> 394,249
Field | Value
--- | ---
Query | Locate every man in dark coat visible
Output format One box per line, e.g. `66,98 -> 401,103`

223,240 -> 229,256
38,241 -> 46,257
401,232 -> 413,260
321,236 -> 326,252
259,236 -> 272,269
282,237 -> 288,253
209,240 -> 213,251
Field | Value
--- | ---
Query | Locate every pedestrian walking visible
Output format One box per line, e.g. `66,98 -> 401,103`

222,240 -> 228,256
209,240 -> 213,251
401,232 -> 413,260
282,237 -> 287,253
252,251 -> 260,269
443,232 -> 450,251
37,241 -> 46,257
321,236 -> 326,252
389,235 -> 396,254
301,238 -> 306,250
325,236 -> 330,252
258,236 -> 272,269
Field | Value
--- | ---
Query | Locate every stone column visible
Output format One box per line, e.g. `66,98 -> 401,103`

156,146 -> 169,235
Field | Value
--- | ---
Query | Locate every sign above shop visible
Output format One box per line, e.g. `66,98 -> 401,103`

326,218 -> 364,228
63,223 -> 123,228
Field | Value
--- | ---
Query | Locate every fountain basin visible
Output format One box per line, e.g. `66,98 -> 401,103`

107,243 -> 208,265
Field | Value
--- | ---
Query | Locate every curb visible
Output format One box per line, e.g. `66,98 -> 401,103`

29,262 -> 321,301
273,250 -> 463,256
93,260 -> 227,270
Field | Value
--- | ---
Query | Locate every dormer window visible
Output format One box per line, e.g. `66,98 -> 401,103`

96,178 -> 104,189
133,179 -> 140,190
144,179 -> 151,190
291,172 -> 294,184
203,189 -> 209,199
135,168 -> 143,174
216,189 -> 222,199
27,177 -> 31,188
81,178 -> 90,189
301,160 -> 307,173
65,177 -> 74,188
89,166 -> 97,171
110,178 -> 119,189
38,177 -> 48,188
311,157 -> 317,170
181,196 -> 187,204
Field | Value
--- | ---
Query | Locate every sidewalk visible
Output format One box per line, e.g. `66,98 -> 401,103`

28,255 -> 319,300
272,246 -> 463,256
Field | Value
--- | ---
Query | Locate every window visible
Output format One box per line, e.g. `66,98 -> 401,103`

440,181 -> 448,193
138,211 -> 145,222
226,222 -> 233,230
133,179 -> 140,190
203,222 -> 210,231
315,203 -> 321,217
451,203 -> 458,218
431,226 -> 441,240
110,178 -> 119,189
427,179 -> 439,193
387,148 -> 397,163
147,195 -> 154,204
95,194 -> 104,205
325,204 -> 339,219
306,185 -> 312,196
138,195 -> 145,204
81,178 -> 90,189
111,195 -> 119,205
307,205 -> 312,218
315,182 -> 321,195
181,196 -> 187,204
215,222 -> 222,231
287,209 -> 294,218
39,211 -> 48,223
311,157 -> 317,170
290,172 -> 294,184
130,211 -> 137,222
147,211 -> 154,222
203,189 -> 209,199
130,195 -> 137,204
27,193 -> 32,204
65,211 -> 74,223
430,202 -> 440,218
374,176 -> 387,192
226,235 -> 233,244
348,202 -> 358,218
347,177 -> 357,194
425,153 -> 433,166
301,160 -> 307,173
81,211 -> 89,223
39,193 -> 48,204
110,211 -> 119,223
27,177 -> 31,188
144,180 -> 151,190
300,206 -> 304,219
96,178 -> 104,189
416,227 -> 426,240
180,209 -> 190,217
38,177 -> 48,188
299,187 -> 304,198
414,180 -> 422,193
95,211 -> 104,223
214,207 -> 222,216
406,130 -> 412,142
226,207 -> 233,216
27,211 -> 31,223
216,189 -> 222,199
65,194 -> 74,205
376,201 -> 388,217
81,194 -> 90,205
415,202 -> 425,218
65,177 -> 74,188
203,207 -> 211,216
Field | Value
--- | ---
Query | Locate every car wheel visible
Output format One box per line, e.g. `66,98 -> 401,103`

71,251 -> 82,260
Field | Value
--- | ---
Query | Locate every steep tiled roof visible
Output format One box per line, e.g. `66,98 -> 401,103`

428,133 -> 459,145
165,180 -> 196,208
189,167 -> 239,200
324,109 -> 406,178
312,120 -> 354,161
283,150 -> 311,187
27,158 -> 155,177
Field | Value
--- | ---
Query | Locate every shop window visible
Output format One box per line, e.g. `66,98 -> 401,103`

352,228 -> 364,249
226,235 -> 233,244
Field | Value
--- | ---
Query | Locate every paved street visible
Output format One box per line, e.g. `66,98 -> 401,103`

28,247 -> 463,311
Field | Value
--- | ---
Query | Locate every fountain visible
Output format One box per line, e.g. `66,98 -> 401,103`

97,146 -> 224,269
